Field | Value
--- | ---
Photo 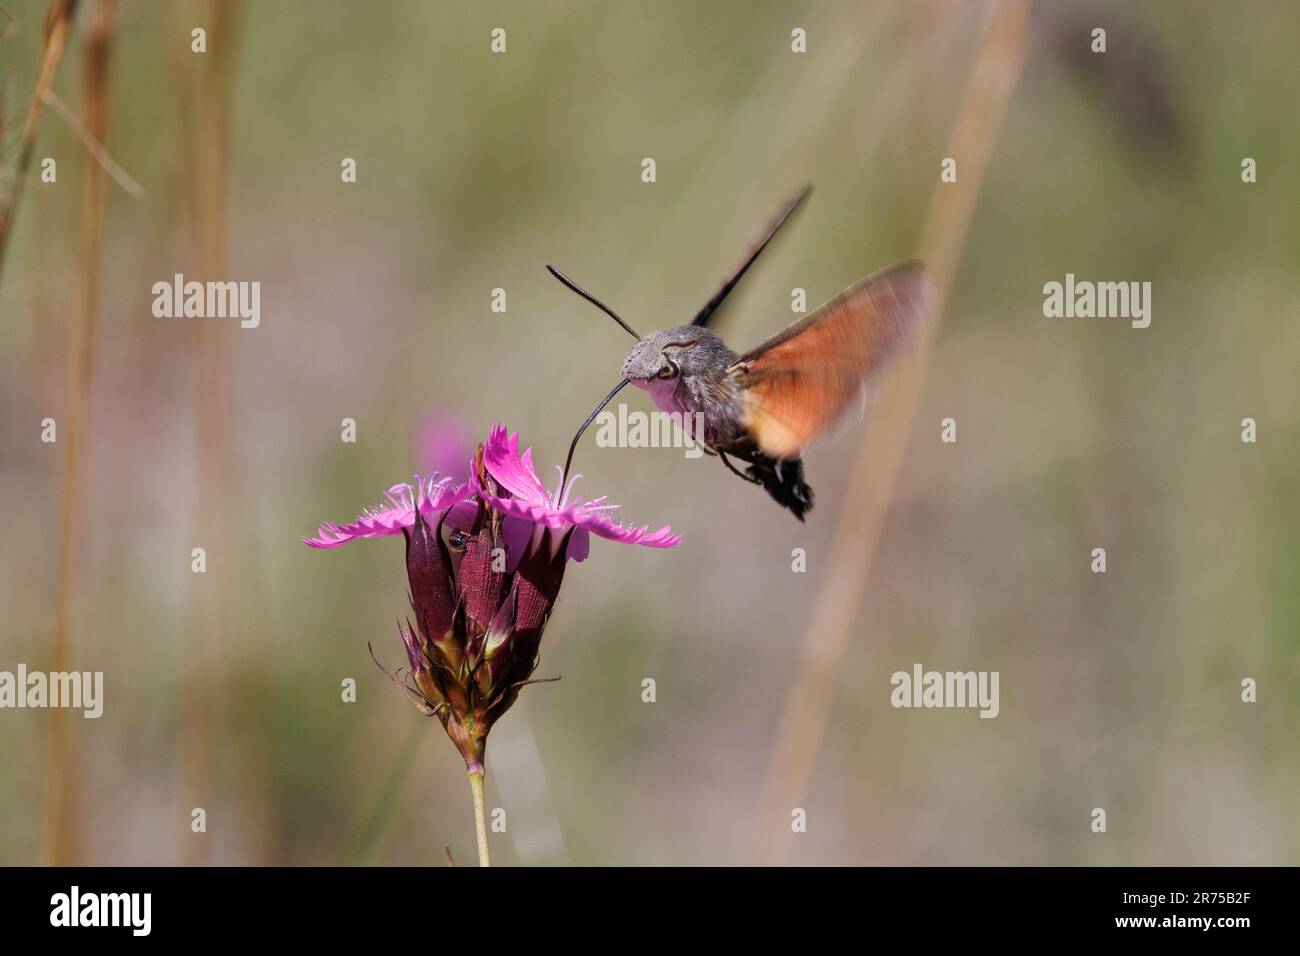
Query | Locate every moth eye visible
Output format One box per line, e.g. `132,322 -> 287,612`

447,529 -> 470,550
657,357 -> 679,379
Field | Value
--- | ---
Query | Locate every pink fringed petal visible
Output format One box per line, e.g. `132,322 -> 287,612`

482,426 -> 552,505
477,425 -> 681,556
303,475 -> 472,549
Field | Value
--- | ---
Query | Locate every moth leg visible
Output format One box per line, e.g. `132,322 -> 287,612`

718,450 -> 761,484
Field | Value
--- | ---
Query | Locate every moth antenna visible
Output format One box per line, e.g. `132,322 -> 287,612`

556,377 -> 631,507
691,184 -> 811,328
546,264 -> 642,340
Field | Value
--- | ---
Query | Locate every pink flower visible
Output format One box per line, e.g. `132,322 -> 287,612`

302,426 -> 680,773
302,475 -> 474,549
475,425 -> 681,562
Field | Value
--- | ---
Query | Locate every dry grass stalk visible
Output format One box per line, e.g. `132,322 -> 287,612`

745,0 -> 1037,867
41,88 -> 145,198
177,0 -> 243,865
43,0 -> 114,867
0,0 -> 81,284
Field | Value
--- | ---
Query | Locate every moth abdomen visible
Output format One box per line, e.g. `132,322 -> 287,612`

722,439 -> 815,521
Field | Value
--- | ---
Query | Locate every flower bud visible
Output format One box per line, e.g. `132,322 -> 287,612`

404,506 -> 455,644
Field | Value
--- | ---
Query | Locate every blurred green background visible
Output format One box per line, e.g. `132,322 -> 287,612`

1,0 -> 1297,865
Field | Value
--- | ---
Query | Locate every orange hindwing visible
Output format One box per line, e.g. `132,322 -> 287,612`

730,261 -> 934,460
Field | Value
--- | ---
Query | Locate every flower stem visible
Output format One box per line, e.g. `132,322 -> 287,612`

467,768 -> 490,867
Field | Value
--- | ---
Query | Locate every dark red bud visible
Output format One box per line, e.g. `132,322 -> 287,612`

461,525 -> 508,640
405,507 -> 456,642
510,528 -> 570,657
399,618 -> 428,675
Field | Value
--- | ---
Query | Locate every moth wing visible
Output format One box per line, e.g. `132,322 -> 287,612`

691,186 -> 811,328
730,261 -> 934,460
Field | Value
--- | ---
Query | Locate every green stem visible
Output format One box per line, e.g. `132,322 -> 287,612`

468,768 -> 490,867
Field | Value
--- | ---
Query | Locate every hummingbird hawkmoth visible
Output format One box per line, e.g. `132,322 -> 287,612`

549,187 -> 934,521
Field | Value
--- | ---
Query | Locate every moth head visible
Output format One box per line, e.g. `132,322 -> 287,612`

621,327 -> 711,386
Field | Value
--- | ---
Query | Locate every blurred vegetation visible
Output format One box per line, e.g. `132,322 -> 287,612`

0,0 -> 1297,865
